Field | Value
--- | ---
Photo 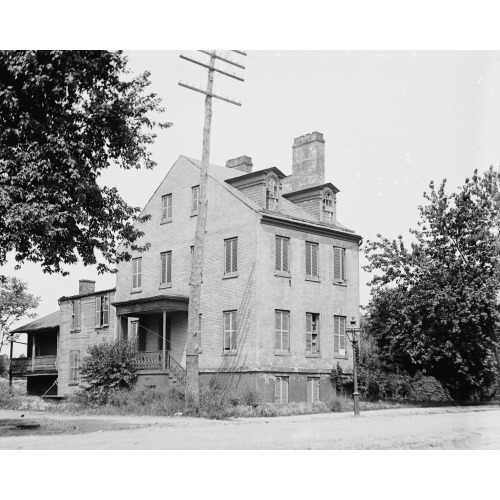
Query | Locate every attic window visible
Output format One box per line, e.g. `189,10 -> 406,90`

322,191 -> 334,223
266,177 -> 279,210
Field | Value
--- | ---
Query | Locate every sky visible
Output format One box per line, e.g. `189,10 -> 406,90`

2,50 -> 500,354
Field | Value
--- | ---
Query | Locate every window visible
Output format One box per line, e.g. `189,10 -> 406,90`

95,295 -> 109,328
275,377 -> 289,404
334,316 -> 347,356
266,177 -> 279,210
132,257 -> 142,290
192,186 -> 200,214
333,247 -> 346,283
69,350 -> 80,384
322,191 -> 334,223
307,377 -> 320,403
223,310 -> 237,352
275,310 -> 290,352
160,251 -> 172,286
305,242 -> 319,279
162,194 -> 172,221
224,237 -> 238,275
275,236 -> 289,273
306,313 -> 320,354
71,299 -> 81,330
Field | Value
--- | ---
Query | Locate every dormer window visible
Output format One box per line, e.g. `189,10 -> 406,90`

322,191 -> 334,223
266,177 -> 279,211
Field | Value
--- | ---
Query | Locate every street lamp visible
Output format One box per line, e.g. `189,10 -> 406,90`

346,319 -> 361,416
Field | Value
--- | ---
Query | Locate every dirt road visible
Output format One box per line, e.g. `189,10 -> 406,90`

0,406 -> 499,449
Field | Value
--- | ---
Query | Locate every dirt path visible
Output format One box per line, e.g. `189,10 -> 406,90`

0,405 -> 499,449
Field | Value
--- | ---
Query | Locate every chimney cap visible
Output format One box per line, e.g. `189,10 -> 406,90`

226,155 -> 253,169
293,131 -> 325,148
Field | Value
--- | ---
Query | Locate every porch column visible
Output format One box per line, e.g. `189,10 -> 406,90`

32,333 -> 35,372
9,336 -> 13,388
162,310 -> 167,370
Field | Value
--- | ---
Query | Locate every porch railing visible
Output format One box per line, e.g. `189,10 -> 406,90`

135,350 -> 186,387
11,355 -> 57,374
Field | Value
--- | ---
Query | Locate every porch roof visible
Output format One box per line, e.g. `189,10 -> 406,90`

10,310 -> 60,334
112,294 -> 189,316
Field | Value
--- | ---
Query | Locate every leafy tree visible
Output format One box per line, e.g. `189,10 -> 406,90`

80,340 -> 138,393
364,167 -> 500,400
0,354 -> 8,377
0,50 -> 170,274
0,276 -> 40,352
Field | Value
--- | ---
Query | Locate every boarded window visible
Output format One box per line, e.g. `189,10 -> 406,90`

69,350 -> 80,384
162,194 -> 172,221
266,177 -> 279,210
275,236 -> 289,273
95,295 -> 109,328
71,299 -> 81,330
275,377 -> 289,404
161,251 -> 172,285
132,257 -> 142,289
307,377 -> 320,403
322,191 -> 334,223
333,247 -> 346,282
224,238 -> 238,275
305,242 -> 319,278
334,316 -> 347,356
223,310 -> 237,352
306,313 -> 320,354
275,310 -> 290,351
192,186 -> 200,214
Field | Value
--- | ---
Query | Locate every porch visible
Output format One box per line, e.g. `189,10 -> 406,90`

113,294 -> 189,387
11,355 -> 58,376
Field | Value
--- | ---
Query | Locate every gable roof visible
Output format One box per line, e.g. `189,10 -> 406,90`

184,156 -> 359,238
11,310 -> 59,334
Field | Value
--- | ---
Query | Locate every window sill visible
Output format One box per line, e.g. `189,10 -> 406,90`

305,353 -> 321,358
190,212 -> 198,217
70,329 -> 81,334
334,355 -> 348,360
274,271 -> 291,278
160,219 -> 172,225
68,383 -> 79,387
333,281 -> 347,287
131,288 -> 142,294
222,351 -> 238,356
274,350 -> 290,356
223,273 -> 238,280
95,326 -> 109,332
305,276 -> 321,283
159,283 -> 172,289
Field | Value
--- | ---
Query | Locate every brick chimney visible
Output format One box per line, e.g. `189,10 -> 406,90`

79,279 -> 96,295
226,155 -> 253,174
291,132 -> 325,191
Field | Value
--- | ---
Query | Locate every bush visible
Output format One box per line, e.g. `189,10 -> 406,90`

80,340 -> 138,394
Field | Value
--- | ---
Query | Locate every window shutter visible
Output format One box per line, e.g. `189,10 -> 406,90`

225,240 -> 230,274
283,312 -> 289,351
161,253 -> 166,284
275,311 -> 281,349
314,379 -> 320,402
306,313 -> 312,353
75,300 -> 80,328
167,252 -> 172,284
232,239 -> 237,272
341,249 -> 346,281
103,296 -> 109,326
167,195 -> 172,219
137,258 -> 142,288
283,239 -> 289,272
132,259 -> 137,289
306,242 -> 311,276
275,378 -> 281,404
192,186 -> 199,212
334,316 -> 340,353
95,297 -> 101,327
224,312 -> 231,350
312,243 -> 318,277
231,311 -> 237,349
282,378 -> 288,404
275,237 -> 282,271
162,196 -> 167,219
340,317 -> 346,353
307,378 -> 312,403
333,248 -> 341,281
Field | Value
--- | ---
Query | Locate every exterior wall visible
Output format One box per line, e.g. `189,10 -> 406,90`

238,183 -> 264,207
254,224 -> 359,376
115,156 -> 260,371
58,291 -> 116,396
293,197 -> 320,220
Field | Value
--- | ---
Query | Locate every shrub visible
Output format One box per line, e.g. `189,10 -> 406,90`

80,340 -> 138,394
409,374 -> 451,402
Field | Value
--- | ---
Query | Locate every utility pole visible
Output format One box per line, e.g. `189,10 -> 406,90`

179,51 -> 246,405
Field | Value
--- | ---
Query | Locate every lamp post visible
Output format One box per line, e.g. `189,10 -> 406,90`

346,319 -> 361,416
